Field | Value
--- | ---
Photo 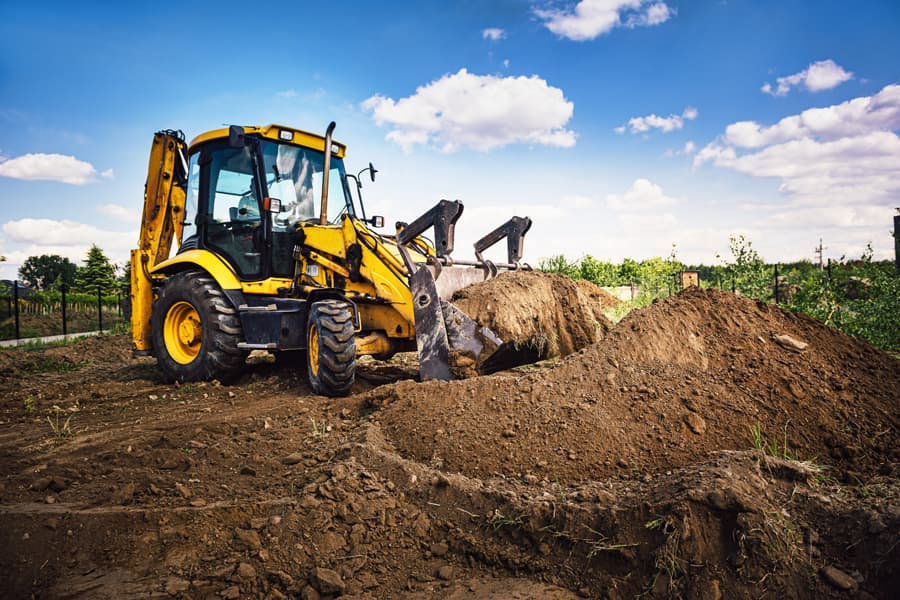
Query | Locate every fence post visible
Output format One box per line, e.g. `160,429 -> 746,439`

774,264 -> 780,304
13,280 -> 20,340
97,285 -> 103,333
827,258 -> 832,282
62,284 -> 68,336
731,272 -> 736,294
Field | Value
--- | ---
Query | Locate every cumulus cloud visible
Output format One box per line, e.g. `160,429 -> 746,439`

761,59 -> 853,96
482,28 -> 506,41
606,178 -> 678,211
0,218 -> 136,279
535,0 -> 673,41
695,84 -> 900,209
618,106 -> 698,134
3,218 -> 134,247
96,203 -> 138,223
361,69 -> 576,152
0,153 -> 102,185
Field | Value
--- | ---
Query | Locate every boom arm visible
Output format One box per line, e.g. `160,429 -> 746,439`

131,130 -> 188,353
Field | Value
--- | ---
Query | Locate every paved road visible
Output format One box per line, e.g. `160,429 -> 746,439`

0,330 -> 102,348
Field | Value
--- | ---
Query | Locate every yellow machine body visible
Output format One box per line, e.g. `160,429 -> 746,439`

131,122 -> 532,394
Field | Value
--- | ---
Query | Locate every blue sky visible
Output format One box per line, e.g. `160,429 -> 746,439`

1,0 -> 899,279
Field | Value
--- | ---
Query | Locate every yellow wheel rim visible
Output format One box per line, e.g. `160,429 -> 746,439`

164,301 -> 202,364
308,321 -> 319,377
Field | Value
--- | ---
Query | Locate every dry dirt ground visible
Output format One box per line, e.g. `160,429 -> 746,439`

0,281 -> 897,599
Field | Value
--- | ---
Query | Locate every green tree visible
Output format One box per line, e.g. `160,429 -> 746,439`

724,235 -> 770,300
75,245 -> 117,293
537,254 -> 578,278
18,254 -> 78,291
578,255 -> 620,286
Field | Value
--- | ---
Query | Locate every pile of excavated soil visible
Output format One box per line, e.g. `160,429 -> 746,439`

374,287 -> 899,484
450,271 -> 613,359
1,288 -> 898,599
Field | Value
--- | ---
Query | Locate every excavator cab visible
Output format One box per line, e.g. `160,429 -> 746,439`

132,122 -> 535,396
182,130 -> 353,279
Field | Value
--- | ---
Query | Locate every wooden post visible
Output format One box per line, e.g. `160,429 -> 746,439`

774,264 -> 780,304
62,284 -> 68,336
13,280 -> 20,340
97,285 -> 103,333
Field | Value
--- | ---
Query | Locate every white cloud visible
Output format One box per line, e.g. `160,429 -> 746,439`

695,84 -> 900,209
723,84 -> 900,148
761,59 -> 853,96
482,28 -> 506,41
361,68 -> 576,152
0,153 -> 101,185
3,218 -> 134,247
276,89 -> 298,98
618,106 -> 698,134
606,178 -> 678,211
100,168 -> 114,179
96,203 -> 138,223
535,0 -> 673,41
503,59 -> 510,69
0,218 -> 137,279
683,140 -> 696,154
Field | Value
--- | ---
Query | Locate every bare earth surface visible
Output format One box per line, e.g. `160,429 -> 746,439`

0,282 -> 897,599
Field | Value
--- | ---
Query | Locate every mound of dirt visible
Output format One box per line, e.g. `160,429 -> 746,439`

450,271 -> 613,359
375,287 -> 899,485
1,290 -> 897,599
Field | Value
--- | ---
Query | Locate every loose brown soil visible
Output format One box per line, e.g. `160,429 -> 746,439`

451,271 -> 614,358
0,284 -> 897,599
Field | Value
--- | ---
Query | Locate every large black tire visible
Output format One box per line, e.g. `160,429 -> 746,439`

151,271 -> 247,383
306,300 -> 356,396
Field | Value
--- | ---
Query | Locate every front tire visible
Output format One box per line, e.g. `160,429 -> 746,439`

306,300 -> 356,396
151,271 -> 247,383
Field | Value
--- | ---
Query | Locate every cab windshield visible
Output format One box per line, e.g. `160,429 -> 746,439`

259,140 -> 353,228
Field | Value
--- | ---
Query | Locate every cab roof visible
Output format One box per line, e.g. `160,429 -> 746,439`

188,124 -> 346,158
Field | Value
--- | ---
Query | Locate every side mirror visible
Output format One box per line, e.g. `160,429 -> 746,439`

368,215 -> 385,228
228,125 -> 245,148
368,162 -> 378,182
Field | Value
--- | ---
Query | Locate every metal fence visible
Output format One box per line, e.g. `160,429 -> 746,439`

2,282 -> 124,341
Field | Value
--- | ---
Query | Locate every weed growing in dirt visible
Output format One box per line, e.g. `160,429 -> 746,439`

649,516 -> 685,586
47,406 -> 73,439
584,527 -> 640,558
23,396 -> 35,412
487,509 -> 523,531
739,511 -> 806,578
749,422 -> 795,460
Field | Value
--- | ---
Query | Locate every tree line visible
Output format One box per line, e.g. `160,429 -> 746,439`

539,235 -> 899,353
4,245 -> 127,296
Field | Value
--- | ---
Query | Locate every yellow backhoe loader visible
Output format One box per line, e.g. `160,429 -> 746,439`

131,123 -> 533,396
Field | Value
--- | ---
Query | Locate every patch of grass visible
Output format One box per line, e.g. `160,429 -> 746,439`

23,396 -> 36,412
651,516 -> 685,585
47,406 -> 73,439
748,422 -> 796,460
487,509 -> 523,531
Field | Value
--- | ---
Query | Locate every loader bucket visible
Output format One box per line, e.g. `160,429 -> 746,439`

410,265 -> 544,380
398,200 -> 537,380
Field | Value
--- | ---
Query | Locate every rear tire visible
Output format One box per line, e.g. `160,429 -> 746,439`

306,300 -> 356,396
151,271 -> 247,383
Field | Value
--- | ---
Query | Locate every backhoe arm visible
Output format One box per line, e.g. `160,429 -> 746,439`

131,130 -> 188,353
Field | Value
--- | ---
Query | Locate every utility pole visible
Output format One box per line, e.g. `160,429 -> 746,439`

814,238 -> 826,270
